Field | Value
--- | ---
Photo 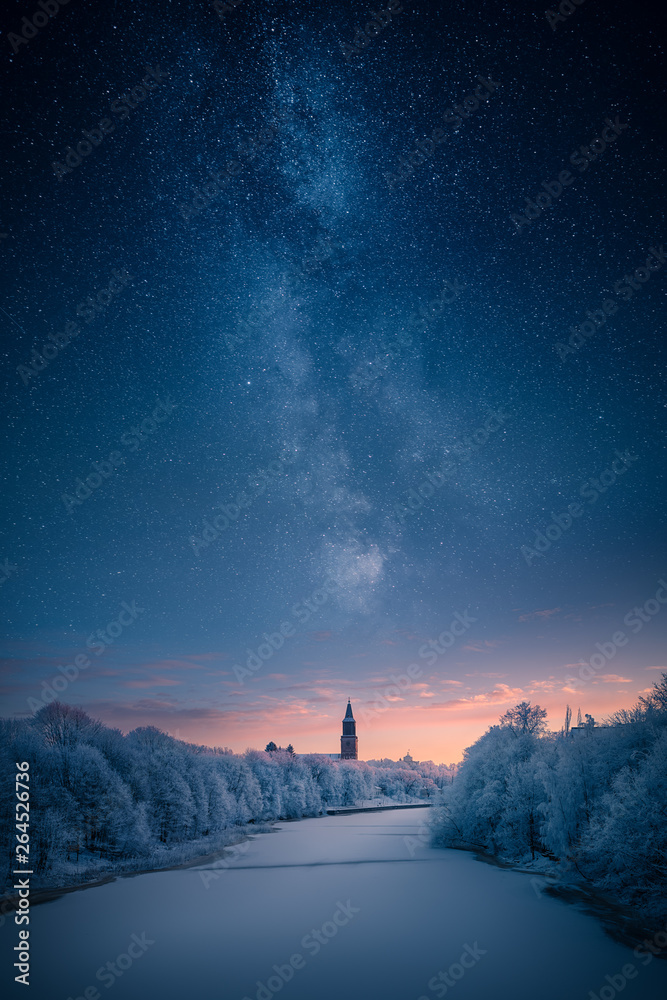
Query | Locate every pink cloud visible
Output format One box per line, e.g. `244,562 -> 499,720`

518,608 -> 562,622
462,640 -> 504,653
140,658 -> 213,672
124,676 -> 183,688
444,683 -> 525,709
186,652 -> 228,661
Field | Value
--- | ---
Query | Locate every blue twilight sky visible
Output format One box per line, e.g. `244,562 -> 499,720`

0,0 -> 666,761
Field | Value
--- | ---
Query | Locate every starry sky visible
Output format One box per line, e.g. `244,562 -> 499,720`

1,0 -> 666,763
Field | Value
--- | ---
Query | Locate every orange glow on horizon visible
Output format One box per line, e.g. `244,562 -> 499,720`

109,684 -> 651,765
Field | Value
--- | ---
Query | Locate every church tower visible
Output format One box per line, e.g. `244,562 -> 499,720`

340,699 -> 358,760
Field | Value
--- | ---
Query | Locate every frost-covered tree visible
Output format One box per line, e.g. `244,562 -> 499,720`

499,701 -> 547,736
431,676 -> 667,922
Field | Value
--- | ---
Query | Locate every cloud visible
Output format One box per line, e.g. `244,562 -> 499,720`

123,677 -> 183,689
596,674 -> 632,683
309,630 -> 333,642
442,683 -> 525,709
140,658 -> 215,672
462,640 -> 504,653
186,652 -> 229,661
518,608 -> 562,622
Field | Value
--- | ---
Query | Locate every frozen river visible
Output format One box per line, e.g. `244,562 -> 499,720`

3,807 -> 666,1000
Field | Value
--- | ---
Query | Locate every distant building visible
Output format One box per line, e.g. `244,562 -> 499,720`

569,724 -> 616,739
341,699 -> 358,760
293,700 -> 358,760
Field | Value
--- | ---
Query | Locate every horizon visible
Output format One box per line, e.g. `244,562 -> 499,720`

5,663 -> 664,765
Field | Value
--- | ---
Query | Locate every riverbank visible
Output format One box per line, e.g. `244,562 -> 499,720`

0,823 -> 271,917
444,841 -> 667,952
0,798 -> 430,914
326,801 -> 431,815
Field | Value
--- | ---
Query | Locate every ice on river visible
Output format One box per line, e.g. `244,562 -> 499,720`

2,807 -> 666,1000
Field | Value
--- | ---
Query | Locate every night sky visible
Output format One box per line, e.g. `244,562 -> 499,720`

1,0 -> 666,762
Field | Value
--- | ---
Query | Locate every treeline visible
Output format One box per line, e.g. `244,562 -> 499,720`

431,674 -> 667,922
0,703 -> 449,887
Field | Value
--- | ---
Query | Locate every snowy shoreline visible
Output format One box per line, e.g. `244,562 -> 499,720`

1,823 -> 270,913
447,842 -> 667,950
1,799 -> 430,912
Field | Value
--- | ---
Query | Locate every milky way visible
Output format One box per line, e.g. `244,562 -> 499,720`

1,0 -> 665,759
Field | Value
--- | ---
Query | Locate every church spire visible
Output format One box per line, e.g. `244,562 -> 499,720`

341,700 -> 358,759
